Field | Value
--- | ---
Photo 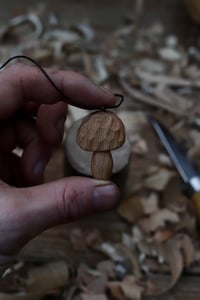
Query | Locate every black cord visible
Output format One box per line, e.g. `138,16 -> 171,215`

0,55 -> 124,110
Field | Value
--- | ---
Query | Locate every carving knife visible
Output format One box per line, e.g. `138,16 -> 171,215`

148,115 -> 200,222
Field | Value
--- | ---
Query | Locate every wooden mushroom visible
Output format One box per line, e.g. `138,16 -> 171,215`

77,110 -> 125,180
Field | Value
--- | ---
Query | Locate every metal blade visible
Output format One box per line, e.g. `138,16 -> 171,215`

148,115 -> 199,185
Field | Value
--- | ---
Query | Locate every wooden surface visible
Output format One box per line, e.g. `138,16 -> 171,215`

20,146 -> 200,299
1,0 -> 200,298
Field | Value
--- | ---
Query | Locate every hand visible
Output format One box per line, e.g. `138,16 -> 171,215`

0,63 -> 119,256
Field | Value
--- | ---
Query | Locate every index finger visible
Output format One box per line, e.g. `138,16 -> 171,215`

0,63 -> 117,120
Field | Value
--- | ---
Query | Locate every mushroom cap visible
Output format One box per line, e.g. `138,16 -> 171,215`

77,110 -> 125,151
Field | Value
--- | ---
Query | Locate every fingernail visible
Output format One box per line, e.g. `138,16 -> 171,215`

93,184 -> 119,212
33,160 -> 47,176
56,117 -> 65,135
100,86 -> 114,96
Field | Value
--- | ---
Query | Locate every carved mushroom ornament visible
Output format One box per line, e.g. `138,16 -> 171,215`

77,110 -> 125,180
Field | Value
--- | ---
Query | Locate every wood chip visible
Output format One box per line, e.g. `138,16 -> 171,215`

120,275 -> 143,300
144,169 -> 175,191
80,294 -> 107,300
26,261 -> 69,293
117,195 -> 144,223
138,209 -> 180,233
145,239 -> 184,295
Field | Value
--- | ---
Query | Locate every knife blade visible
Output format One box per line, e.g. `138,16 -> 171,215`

148,115 -> 200,222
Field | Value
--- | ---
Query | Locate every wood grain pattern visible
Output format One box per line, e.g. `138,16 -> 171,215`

77,110 -> 125,180
91,151 -> 113,180
77,111 -> 125,151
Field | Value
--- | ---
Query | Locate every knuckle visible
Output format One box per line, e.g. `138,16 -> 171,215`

58,184 -> 83,221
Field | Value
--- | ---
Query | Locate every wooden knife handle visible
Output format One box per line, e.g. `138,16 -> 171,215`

192,192 -> 200,223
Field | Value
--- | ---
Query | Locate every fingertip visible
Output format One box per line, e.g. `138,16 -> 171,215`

92,182 -> 119,212
24,177 -> 119,232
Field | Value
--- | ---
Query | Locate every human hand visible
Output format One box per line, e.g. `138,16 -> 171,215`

0,63 -> 119,257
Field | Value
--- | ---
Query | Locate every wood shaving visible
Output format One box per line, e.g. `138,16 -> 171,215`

117,195 -> 144,223
1,3 -> 200,299
138,209 -> 180,233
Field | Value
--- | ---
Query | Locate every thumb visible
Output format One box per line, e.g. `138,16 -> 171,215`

0,177 -> 119,255
25,176 -> 119,229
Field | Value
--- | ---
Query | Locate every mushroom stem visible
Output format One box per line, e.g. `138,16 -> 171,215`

91,151 -> 113,180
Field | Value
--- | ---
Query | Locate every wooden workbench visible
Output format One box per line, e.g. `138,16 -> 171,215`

1,0 -> 200,298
